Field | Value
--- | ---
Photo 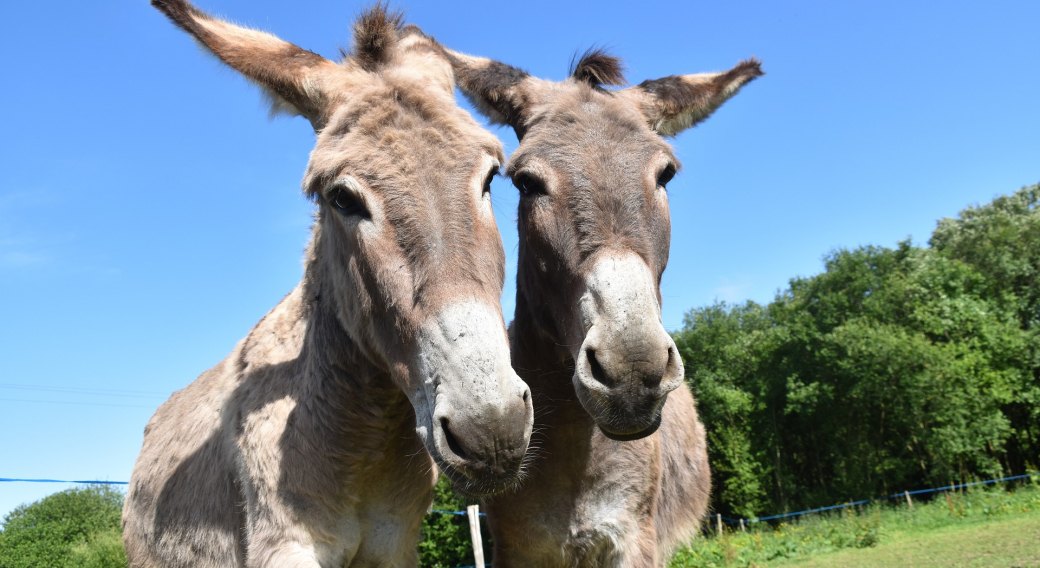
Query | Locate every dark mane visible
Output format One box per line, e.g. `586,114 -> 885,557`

342,3 -> 405,71
569,48 -> 626,87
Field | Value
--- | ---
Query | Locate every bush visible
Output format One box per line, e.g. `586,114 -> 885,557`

0,485 -> 127,568
418,476 -> 493,568
0,479 -> 487,568
67,527 -> 127,568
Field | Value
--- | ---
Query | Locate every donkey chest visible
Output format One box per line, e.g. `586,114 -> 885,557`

494,467 -> 656,567
314,436 -> 434,567
229,378 -> 433,567
503,425 -> 660,565
567,486 -> 650,554
315,505 -> 427,568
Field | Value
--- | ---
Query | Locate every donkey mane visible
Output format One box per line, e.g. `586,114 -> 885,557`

340,3 -> 406,70
569,48 -> 626,87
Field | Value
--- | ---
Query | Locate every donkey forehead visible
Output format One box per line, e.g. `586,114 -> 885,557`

308,79 -> 503,188
511,86 -> 674,177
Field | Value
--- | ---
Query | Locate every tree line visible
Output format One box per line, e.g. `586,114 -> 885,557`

673,183 -> 1040,519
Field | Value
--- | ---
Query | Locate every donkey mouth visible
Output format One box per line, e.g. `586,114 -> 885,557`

597,410 -> 663,442
427,419 -> 530,497
573,378 -> 668,442
436,459 -> 527,498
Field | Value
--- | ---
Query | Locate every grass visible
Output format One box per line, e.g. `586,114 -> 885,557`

668,480 -> 1040,568
776,511 -> 1040,567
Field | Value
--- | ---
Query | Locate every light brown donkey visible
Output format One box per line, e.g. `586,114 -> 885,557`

123,2 -> 534,567
447,50 -> 762,566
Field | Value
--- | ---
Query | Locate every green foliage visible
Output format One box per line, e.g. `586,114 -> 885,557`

674,184 -> 1040,518
668,482 -> 1040,568
418,476 -> 492,568
67,528 -> 127,568
0,479 -> 480,568
0,485 -> 127,568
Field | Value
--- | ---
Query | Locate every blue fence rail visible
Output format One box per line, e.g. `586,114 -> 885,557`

5,471 -> 1038,524
1,478 -> 129,485
4,470 -> 1039,564
713,470 -> 1040,526
0,479 -> 486,517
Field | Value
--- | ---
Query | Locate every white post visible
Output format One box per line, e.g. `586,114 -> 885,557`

716,513 -> 722,536
904,490 -> 913,509
467,504 -> 485,567
739,518 -> 745,532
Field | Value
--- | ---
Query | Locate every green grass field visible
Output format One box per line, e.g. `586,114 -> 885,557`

669,481 -> 1040,568
775,509 -> 1040,568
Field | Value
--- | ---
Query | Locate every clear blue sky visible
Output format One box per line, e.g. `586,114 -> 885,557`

1,0 -> 1037,518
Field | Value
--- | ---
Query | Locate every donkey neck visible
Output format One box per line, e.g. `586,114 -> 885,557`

510,290 -> 591,432
291,228 -> 419,445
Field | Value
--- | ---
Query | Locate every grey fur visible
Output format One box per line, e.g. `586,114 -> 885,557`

125,3 -> 533,567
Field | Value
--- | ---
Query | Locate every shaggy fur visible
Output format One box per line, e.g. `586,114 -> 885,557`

124,3 -> 532,567
448,48 -> 762,567
346,3 -> 405,70
569,48 -> 626,87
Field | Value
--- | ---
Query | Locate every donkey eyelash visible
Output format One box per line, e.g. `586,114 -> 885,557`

482,167 -> 498,196
328,187 -> 371,219
513,172 -> 548,198
656,164 -> 677,189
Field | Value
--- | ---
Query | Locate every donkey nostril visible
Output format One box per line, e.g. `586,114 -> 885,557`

586,349 -> 613,388
666,346 -> 681,371
440,418 -> 469,461
648,346 -> 682,390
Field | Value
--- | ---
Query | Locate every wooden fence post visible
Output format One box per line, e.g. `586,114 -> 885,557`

739,518 -> 746,532
904,490 -> 913,509
467,504 -> 485,567
716,513 -> 722,536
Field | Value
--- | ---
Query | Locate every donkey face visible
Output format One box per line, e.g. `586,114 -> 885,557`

154,0 -> 532,494
450,49 -> 761,440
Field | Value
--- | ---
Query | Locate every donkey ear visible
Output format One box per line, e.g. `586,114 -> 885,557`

622,59 -> 763,137
152,0 -> 340,129
443,50 -> 538,137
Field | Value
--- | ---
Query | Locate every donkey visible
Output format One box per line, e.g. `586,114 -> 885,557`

446,49 -> 762,566
123,2 -> 534,567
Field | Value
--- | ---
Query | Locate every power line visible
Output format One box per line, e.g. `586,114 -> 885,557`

0,478 -> 128,485
0,383 -> 170,399
0,398 -> 158,409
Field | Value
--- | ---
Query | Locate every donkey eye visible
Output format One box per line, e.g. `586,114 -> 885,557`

329,188 -> 369,219
656,164 -> 677,189
513,172 -> 547,198
482,168 -> 497,197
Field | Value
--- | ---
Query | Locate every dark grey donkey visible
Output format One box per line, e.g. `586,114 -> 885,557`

447,48 -> 762,567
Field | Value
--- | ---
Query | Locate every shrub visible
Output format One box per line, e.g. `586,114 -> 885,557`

418,476 -> 492,568
0,485 -> 126,568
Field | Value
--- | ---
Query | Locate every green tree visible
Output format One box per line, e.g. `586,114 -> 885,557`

930,184 -> 1040,472
0,485 -> 127,568
674,184 -> 1040,519
674,301 -> 773,517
